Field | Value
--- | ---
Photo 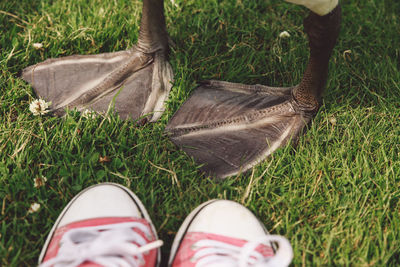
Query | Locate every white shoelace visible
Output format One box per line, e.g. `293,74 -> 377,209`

40,221 -> 163,267
191,235 -> 293,267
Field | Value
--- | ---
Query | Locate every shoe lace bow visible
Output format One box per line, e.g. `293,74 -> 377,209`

40,221 -> 163,267
190,235 -> 293,267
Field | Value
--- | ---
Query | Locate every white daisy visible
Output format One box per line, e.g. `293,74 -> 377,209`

329,116 -> 337,125
28,203 -> 41,213
29,99 -> 51,116
279,31 -> 291,39
33,43 -> 43,49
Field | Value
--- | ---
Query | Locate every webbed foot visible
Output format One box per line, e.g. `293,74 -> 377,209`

166,5 -> 341,179
22,49 -> 173,121
166,81 -> 315,179
21,0 -> 172,122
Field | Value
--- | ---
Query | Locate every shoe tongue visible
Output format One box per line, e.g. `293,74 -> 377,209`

69,230 -> 98,244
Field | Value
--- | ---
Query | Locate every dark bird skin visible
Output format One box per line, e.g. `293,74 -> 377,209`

21,0 -> 173,122
166,5 -> 341,179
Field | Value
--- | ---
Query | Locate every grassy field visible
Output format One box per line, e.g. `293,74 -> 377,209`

1,0 -> 399,265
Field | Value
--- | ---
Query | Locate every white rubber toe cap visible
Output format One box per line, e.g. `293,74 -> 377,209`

58,183 -> 142,227
187,200 -> 267,241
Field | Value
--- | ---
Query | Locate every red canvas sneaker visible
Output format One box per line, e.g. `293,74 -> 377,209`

168,200 -> 293,267
39,183 -> 162,267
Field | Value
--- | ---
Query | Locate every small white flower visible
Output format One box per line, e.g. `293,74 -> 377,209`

29,99 -> 51,116
34,176 -> 47,188
329,116 -> 337,125
28,203 -> 41,213
81,109 -> 96,119
279,31 -> 291,39
33,43 -> 43,49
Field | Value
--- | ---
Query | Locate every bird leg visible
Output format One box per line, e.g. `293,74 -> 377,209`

166,5 -> 341,179
22,0 -> 173,122
293,4 -> 342,109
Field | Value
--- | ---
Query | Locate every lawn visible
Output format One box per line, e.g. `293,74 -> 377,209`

1,0 -> 399,266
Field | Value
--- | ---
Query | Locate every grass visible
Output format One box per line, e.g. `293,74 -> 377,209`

1,0 -> 400,265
